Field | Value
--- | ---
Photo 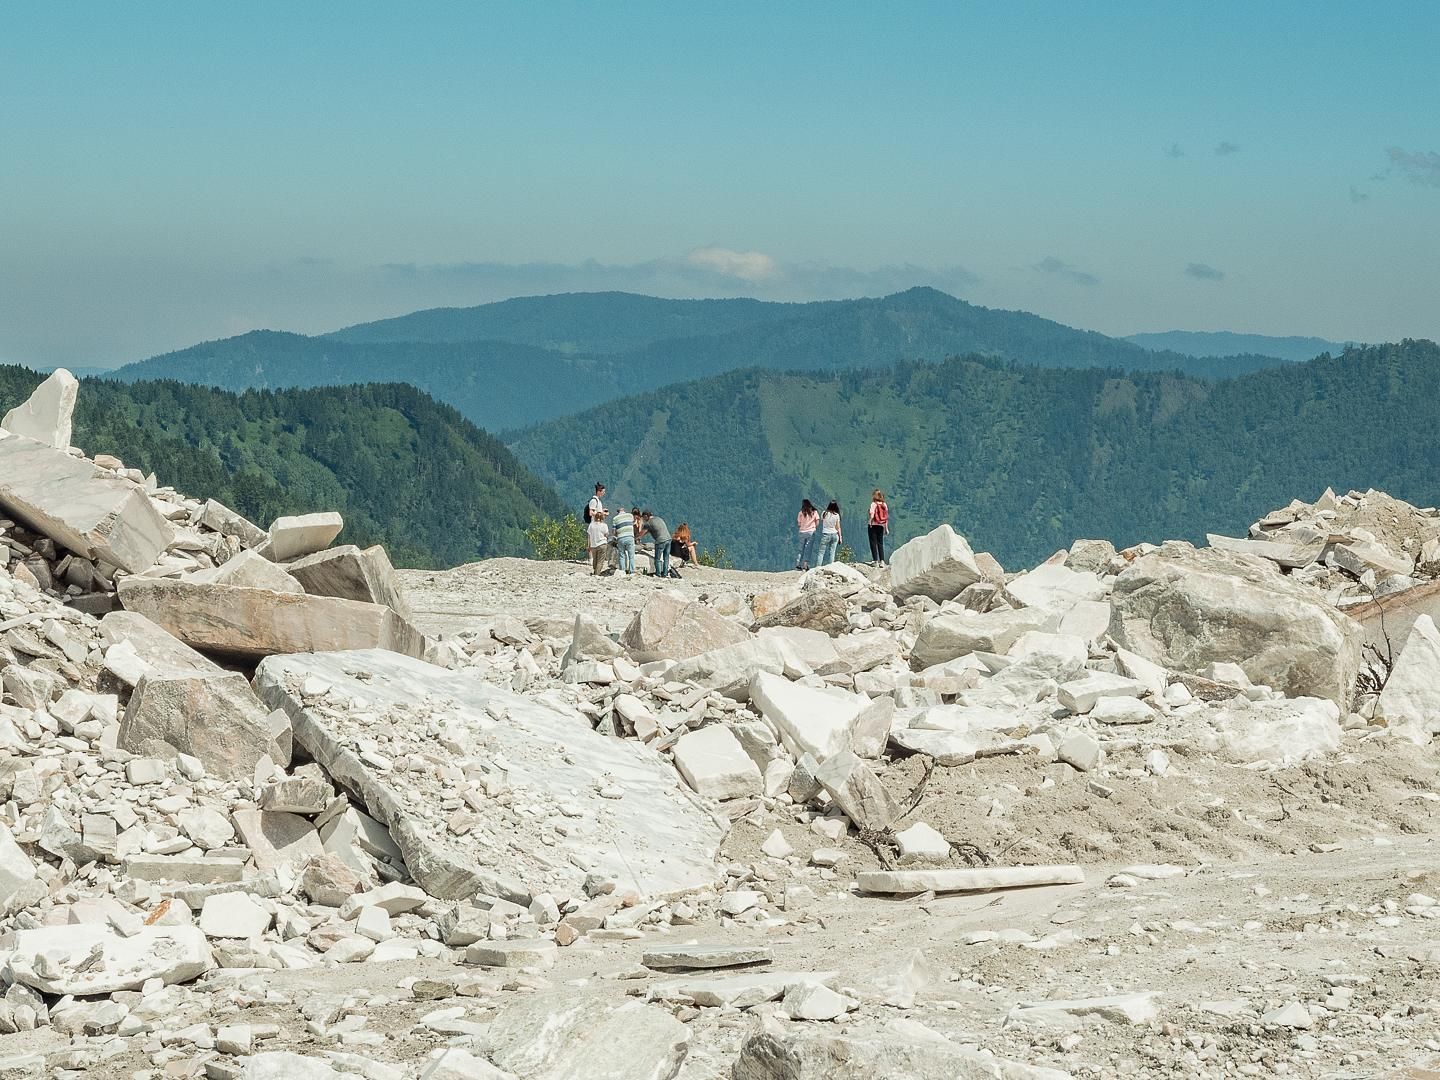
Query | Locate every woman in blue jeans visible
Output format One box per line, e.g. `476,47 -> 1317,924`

795,499 -> 820,570
818,500 -> 843,565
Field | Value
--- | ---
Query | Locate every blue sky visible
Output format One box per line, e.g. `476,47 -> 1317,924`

2,2 -> 1437,365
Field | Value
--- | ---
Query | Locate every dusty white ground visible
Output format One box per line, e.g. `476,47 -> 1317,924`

380,558 -> 1440,1079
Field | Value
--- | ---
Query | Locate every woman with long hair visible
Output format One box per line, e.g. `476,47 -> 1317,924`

795,498 -> 820,571
867,489 -> 890,566
818,500 -> 843,566
671,522 -> 699,565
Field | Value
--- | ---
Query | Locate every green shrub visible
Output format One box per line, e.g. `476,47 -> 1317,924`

697,545 -> 734,569
525,514 -> 587,561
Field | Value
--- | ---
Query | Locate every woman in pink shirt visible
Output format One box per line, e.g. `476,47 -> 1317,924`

795,498 -> 820,571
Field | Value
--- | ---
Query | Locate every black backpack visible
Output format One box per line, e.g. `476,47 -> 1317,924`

583,503 -> 593,524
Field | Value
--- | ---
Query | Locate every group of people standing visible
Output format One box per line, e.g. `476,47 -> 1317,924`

584,483 -> 698,578
795,489 -> 890,571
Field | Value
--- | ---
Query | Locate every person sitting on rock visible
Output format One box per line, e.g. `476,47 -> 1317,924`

671,523 -> 699,566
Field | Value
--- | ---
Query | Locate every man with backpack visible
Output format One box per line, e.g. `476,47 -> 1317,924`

584,483 -> 606,527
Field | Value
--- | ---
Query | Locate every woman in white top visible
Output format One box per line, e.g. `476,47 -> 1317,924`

818,501 -> 843,566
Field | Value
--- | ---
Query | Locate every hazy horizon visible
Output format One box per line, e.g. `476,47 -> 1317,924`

3,2 -> 1437,367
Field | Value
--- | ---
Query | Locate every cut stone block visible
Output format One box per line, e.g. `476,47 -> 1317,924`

1006,562 -> 1107,614
0,822 -> 40,911
1110,547 -> 1363,707
2,368 -> 78,447
263,511 -> 344,562
894,821 -> 951,864
1089,696 -> 1155,725
755,626 -> 845,676
255,649 -> 727,902
752,589 -> 850,637
621,590 -> 750,664
199,892 -> 272,938
671,725 -> 763,801
120,670 -> 289,777
1058,599 -> 1113,643
466,939 -> 557,969
198,498 -> 267,546
857,865 -> 1085,894
285,543 -> 412,617
910,608 -> 1052,670
116,577 -> 428,661
7,925 -> 212,995
750,671 -> 868,763
814,751 -> 901,831
1056,672 -> 1147,714
187,549 -> 302,594
642,944 -> 772,970
231,809 -> 325,873
666,637 -> 805,700
99,610 -> 221,676
0,430 -> 174,573
889,524 -> 982,602
1208,533 -> 1325,569
850,697 -> 895,759
1374,613 -> 1440,745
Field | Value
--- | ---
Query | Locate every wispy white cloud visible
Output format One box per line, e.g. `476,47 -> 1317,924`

1033,256 -> 1099,287
683,246 -> 778,282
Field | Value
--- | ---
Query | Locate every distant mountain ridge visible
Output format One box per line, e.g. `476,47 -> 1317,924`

509,340 -> 1440,571
111,289 -> 1291,432
1124,330 -> 1352,363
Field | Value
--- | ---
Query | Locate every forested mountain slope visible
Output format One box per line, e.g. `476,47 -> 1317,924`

0,368 -> 567,568
509,341 -> 1440,570
111,289 -> 1287,431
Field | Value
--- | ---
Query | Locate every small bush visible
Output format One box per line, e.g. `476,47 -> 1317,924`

697,545 -> 734,569
525,514 -> 587,561
837,543 -> 855,564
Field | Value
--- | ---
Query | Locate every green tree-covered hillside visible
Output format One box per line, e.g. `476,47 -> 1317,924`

508,341 -> 1440,571
0,369 -> 567,568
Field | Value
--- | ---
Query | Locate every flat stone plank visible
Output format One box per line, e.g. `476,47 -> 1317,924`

0,431 -> 174,573
7,925 -> 212,995
254,649 -> 727,902
856,865 -> 1085,894
648,970 -> 839,1008
115,578 -> 428,661
642,944 -> 773,970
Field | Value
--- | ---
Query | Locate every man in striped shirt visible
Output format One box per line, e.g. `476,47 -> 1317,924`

612,506 -> 636,575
